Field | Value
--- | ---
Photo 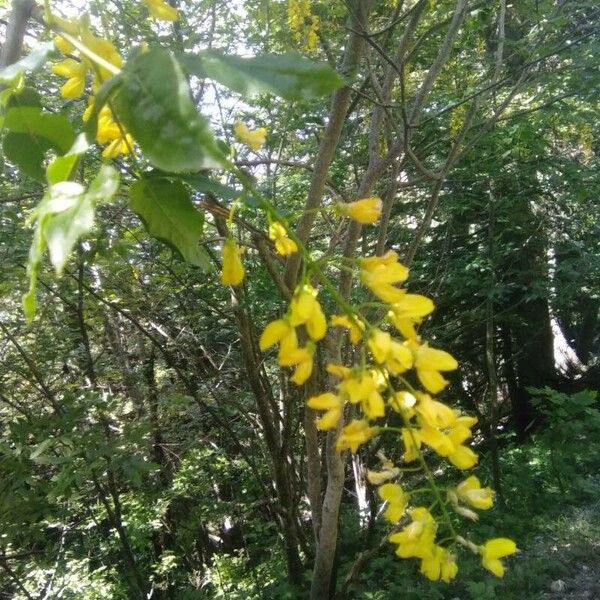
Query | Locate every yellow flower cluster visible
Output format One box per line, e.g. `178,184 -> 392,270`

234,121 -> 267,151
287,0 -> 320,51
50,16 -> 134,160
52,19 -> 123,99
259,284 -> 326,385
269,222 -> 298,256
253,246 -> 517,581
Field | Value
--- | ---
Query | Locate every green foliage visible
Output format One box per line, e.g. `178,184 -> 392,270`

113,48 -> 226,172
179,50 -> 345,101
23,165 -> 119,319
129,177 -> 209,268
2,106 -> 75,180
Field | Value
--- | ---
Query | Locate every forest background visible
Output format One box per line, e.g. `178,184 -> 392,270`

0,0 -> 599,598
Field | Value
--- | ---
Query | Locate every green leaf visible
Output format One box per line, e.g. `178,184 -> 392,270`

0,42 -> 55,84
178,50 -> 345,101
22,166 -> 119,320
46,134 -> 90,184
181,174 -> 239,200
3,132 -> 50,180
113,48 -> 226,173
129,178 -> 209,268
3,106 -> 75,180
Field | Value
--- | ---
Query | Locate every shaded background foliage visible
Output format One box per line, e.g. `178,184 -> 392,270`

0,0 -> 599,598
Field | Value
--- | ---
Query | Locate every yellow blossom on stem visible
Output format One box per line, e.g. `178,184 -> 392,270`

336,419 -> 376,453
456,476 -> 494,510
52,58 -> 87,99
269,222 -> 298,256
367,457 -> 400,485
386,339 -> 413,375
144,0 -> 179,21
341,197 -> 383,224
480,538 -> 518,577
407,340 -> 458,394
388,507 -> 437,559
378,482 -> 408,523
389,391 -> 417,418
331,314 -> 363,344
102,134 -> 134,159
367,328 -> 391,363
360,251 -> 410,304
234,121 -> 267,151
326,363 -> 352,380
259,319 -> 291,351
416,393 -> 456,429
289,285 -> 327,342
221,238 -> 245,286
420,546 -> 458,582
54,35 -> 74,54
307,392 -> 342,430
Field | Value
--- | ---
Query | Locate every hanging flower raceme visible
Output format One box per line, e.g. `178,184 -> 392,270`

256,236 -> 516,581
50,15 -> 134,160
287,0 -> 320,51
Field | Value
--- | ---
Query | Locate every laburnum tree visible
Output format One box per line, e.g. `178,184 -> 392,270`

0,0 -> 598,598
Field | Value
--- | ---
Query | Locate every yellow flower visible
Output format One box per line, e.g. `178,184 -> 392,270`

336,419 -> 376,453
367,457 -> 400,485
448,444 -> 478,470
268,222 -> 298,256
54,35 -> 74,55
360,251 -> 410,304
144,0 -> 179,20
102,134 -> 134,159
389,391 -> 417,418
378,483 -> 408,523
341,197 -> 383,224
331,315 -> 363,344
408,340 -> 458,394
416,394 -> 456,429
420,546 -> 458,582
259,319 -> 291,351
289,285 -> 327,342
278,327 -> 299,365
221,238 -> 245,286
367,328 -> 391,363
480,538 -> 517,577
338,370 -> 384,419
386,340 -> 413,375
80,29 -> 123,84
234,121 -> 267,151
387,291 -> 435,340
456,476 -> 494,510
360,250 -> 402,272
326,363 -> 352,380
278,343 -> 314,385
390,291 -> 435,320
52,58 -> 87,99
307,392 -> 342,430
388,507 -> 437,559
